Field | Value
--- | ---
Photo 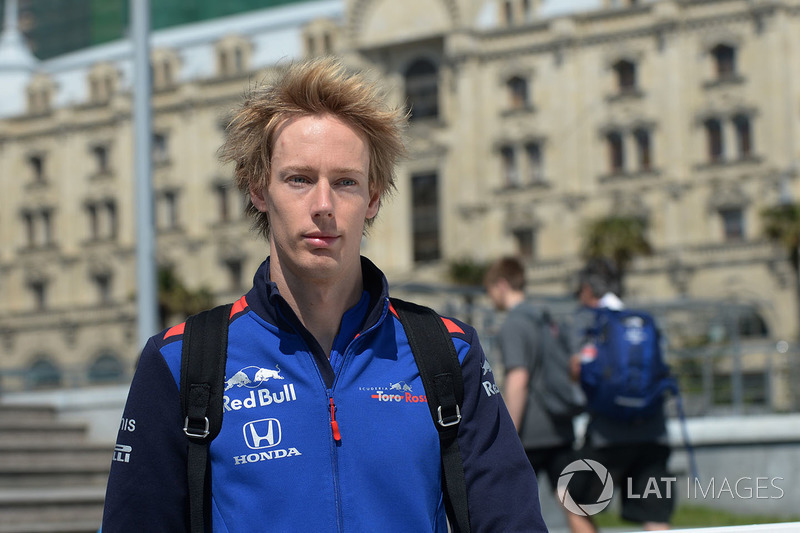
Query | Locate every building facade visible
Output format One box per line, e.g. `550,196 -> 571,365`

1,0 -> 799,393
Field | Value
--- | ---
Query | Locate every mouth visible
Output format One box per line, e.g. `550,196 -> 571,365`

303,233 -> 340,247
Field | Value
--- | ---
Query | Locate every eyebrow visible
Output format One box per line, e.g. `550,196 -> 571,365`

277,165 -> 367,177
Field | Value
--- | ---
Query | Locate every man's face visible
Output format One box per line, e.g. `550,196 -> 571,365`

578,283 -> 594,307
250,114 -> 378,283
486,280 -> 507,311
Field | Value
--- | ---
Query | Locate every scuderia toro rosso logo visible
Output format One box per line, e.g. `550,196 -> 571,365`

361,381 -> 428,404
224,365 -> 298,412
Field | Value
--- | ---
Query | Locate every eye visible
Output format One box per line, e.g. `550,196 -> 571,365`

288,175 -> 309,185
338,178 -> 357,186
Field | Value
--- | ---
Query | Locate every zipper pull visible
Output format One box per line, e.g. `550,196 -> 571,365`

329,397 -> 342,443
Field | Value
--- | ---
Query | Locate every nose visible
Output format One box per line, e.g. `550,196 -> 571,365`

311,180 -> 334,219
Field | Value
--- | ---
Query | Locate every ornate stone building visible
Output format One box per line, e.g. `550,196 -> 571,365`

1,0 -> 799,392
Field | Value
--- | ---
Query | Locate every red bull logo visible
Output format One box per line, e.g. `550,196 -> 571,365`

225,365 -> 285,391
482,381 -> 500,397
224,383 -> 298,412
389,381 -> 413,392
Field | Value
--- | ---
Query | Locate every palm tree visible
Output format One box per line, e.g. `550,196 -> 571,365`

158,264 -> 214,328
581,215 -> 652,296
761,202 -> 800,329
448,258 -> 489,287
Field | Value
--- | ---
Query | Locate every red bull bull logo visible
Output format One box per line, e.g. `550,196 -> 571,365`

361,382 -> 427,403
225,365 -> 285,391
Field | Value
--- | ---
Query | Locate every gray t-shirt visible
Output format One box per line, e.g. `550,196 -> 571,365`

571,305 -> 668,448
496,301 -> 575,449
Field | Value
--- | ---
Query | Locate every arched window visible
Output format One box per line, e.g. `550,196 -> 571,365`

88,353 -> 124,384
405,59 -> 439,121
738,310 -> 768,338
28,357 -> 62,389
708,309 -> 769,340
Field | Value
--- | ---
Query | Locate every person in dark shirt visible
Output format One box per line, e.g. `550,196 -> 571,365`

570,259 -> 674,531
102,58 -> 548,532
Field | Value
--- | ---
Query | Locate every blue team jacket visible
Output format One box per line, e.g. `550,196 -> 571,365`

102,257 -> 547,532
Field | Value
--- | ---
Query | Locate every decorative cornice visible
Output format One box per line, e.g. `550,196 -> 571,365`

348,0 -> 461,45
474,0 -> 789,63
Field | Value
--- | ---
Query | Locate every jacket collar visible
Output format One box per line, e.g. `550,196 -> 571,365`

244,255 -> 390,334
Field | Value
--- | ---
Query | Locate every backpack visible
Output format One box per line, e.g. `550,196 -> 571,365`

518,306 -> 585,419
179,298 -> 471,533
579,307 -> 677,421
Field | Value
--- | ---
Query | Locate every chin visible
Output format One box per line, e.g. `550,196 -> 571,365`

298,252 -> 346,277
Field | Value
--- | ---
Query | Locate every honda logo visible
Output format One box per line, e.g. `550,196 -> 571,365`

243,418 -> 282,450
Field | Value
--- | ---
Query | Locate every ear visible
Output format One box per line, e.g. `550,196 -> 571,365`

365,191 -> 380,220
250,183 -> 268,213
497,278 -> 512,294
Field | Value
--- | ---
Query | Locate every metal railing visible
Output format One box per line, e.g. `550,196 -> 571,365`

391,283 -> 800,417
3,283 -> 796,417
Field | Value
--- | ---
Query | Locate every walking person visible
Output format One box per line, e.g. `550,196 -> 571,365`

101,58 -> 547,532
570,259 -> 675,531
485,257 -> 592,533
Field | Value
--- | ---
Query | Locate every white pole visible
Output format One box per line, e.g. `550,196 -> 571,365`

131,0 -> 158,348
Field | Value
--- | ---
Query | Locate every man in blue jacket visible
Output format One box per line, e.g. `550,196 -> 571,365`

101,57 -> 547,532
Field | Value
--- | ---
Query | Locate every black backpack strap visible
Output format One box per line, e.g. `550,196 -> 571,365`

180,303 -> 233,533
390,298 -> 471,533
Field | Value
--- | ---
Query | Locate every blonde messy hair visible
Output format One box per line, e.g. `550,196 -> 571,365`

219,57 -> 407,238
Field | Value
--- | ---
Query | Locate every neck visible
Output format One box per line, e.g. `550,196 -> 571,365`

505,290 -> 525,310
270,257 -> 364,357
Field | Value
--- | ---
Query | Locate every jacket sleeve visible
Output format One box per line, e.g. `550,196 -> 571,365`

102,336 -> 189,532
454,324 -> 549,532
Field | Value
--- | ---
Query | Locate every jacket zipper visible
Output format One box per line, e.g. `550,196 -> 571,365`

326,388 -> 344,532
302,300 -> 391,532
329,396 -> 341,443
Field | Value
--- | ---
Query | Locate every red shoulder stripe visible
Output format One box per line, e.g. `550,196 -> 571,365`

389,302 -> 464,335
163,296 -> 247,340
164,322 -> 185,340
231,295 -> 248,317
441,317 -> 464,335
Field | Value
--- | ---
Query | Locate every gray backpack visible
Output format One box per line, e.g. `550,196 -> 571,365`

522,307 -> 586,419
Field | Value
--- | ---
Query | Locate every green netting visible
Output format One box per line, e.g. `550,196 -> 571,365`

1,0 -> 313,60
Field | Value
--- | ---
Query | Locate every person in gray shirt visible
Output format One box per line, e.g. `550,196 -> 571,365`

486,256 -> 595,533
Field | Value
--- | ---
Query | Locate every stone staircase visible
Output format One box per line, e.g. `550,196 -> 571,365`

0,404 -> 109,533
